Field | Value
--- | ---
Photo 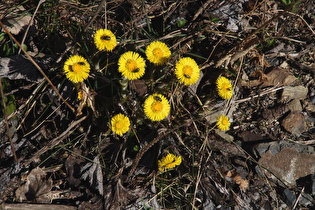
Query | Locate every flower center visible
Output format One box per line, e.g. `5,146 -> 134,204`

71,63 -> 83,73
183,65 -> 193,77
126,59 -> 138,72
222,83 -> 231,91
153,48 -> 163,58
222,119 -> 229,125
151,101 -> 163,112
115,121 -> 124,129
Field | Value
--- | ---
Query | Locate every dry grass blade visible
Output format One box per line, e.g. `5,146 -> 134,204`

22,116 -> 87,166
0,21 -> 75,113
127,130 -> 170,181
18,0 -> 46,54
0,79 -> 18,162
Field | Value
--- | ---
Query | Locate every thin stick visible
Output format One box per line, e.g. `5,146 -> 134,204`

0,79 -> 18,162
292,187 -> 304,209
22,115 -> 87,166
18,0 -> 46,54
235,86 -> 284,104
0,21 -> 75,113
84,0 -> 106,31
127,131 -> 170,180
285,11 -> 315,36
104,0 -> 107,29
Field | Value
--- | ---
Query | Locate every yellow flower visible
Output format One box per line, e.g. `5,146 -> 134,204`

63,55 -> 90,83
145,41 -> 171,65
216,76 -> 233,100
94,29 -> 117,51
143,94 -> 170,121
110,114 -> 131,136
216,115 -> 231,131
118,51 -> 146,80
174,57 -> 200,85
158,153 -> 182,172
77,90 -> 83,101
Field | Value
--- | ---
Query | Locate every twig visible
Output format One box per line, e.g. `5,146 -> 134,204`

0,79 -> 18,162
191,0 -> 213,22
0,21 -> 75,113
292,187 -> 304,209
0,79 -> 45,129
18,0 -> 45,54
127,130 -> 170,180
234,86 -> 284,104
84,0 -> 106,31
216,2 -> 296,68
22,115 -> 87,166
104,0 -> 107,29
284,10 -> 315,36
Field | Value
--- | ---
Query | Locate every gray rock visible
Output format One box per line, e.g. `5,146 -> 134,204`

258,146 -> 315,185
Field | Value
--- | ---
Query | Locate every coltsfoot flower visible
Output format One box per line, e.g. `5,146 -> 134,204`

174,57 -> 200,85
216,114 -> 231,131
110,114 -> 131,136
63,55 -> 90,83
94,29 -> 117,51
216,76 -> 233,100
143,93 -> 170,121
77,90 -> 83,101
158,153 -> 182,172
145,41 -> 171,65
118,51 -> 146,80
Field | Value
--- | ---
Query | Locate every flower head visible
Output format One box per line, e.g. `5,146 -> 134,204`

63,55 -> 90,83
174,57 -> 200,85
216,115 -> 231,131
118,51 -> 146,80
77,90 -> 83,101
94,29 -> 117,51
144,94 -> 170,121
158,153 -> 182,172
216,76 -> 233,100
110,114 -> 131,136
145,41 -> 171,65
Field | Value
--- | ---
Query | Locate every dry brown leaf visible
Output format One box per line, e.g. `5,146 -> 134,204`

104,179 -> 160,209
1,5 -> 32,35
130,79 -> 148,96
76,82 -> 97,116
223,170 -> 249,191
241,67 -> 298,88
233,175 -> 249,191
15,167 -> 52,203
80,156 -> 104,195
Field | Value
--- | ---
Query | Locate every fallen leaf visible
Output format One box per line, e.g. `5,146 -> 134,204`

15,167 -> 52,203
233,175 -> 249,191
242,67 -> 298,88
130,79 -> 147,96
80,156 -> 104,195
1,5 -> 32,35
0,54 -> 54,83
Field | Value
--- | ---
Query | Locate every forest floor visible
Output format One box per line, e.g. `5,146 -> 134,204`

0,0 -> 315,209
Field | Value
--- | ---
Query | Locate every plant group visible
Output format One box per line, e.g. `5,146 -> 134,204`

61,27 -> 234,173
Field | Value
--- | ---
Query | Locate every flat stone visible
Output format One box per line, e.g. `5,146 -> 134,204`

287,99 -> 302,112
281,111 -> 308,136
281,85 -> 308,102
258,147 -> 315,185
